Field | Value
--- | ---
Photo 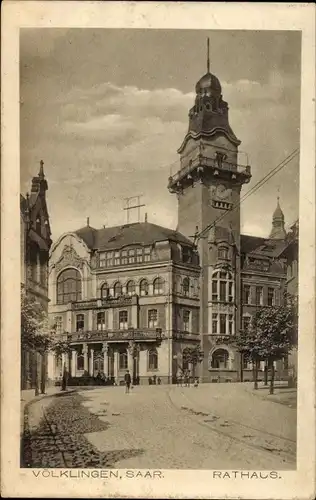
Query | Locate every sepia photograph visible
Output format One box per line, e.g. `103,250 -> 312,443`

19,27 -> 300,471
1,2 -> 315,499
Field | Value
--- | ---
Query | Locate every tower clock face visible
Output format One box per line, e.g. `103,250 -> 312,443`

216,184 -> 227,199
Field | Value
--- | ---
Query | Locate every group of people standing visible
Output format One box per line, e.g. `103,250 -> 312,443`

176,370 -> 199,388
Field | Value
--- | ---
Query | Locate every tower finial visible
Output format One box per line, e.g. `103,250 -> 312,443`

39,159 -> 44,179
207,37 -> 210,73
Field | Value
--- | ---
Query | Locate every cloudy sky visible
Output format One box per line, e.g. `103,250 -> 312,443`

20,29 -> 301,241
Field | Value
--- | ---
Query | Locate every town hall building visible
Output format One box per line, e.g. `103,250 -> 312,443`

47,45 -> 293,385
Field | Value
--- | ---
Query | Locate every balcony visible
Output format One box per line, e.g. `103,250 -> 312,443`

71,295 -> 138,311
168,155 -> 251,192
64,327 -> 164,343
172,331 -> 200,341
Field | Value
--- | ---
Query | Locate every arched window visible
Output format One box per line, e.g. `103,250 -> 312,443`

148,348 -> 158,370
57,268 -> 82,305
153,277 -> 164,295
126,280 -> 136,296
211,270 -> 233,303
101,283 -> 110,298
211,349 -> 229,369
113,282 -> 122,298
182,277 -> 190,296
139,279 -> 149,296
119,351 -> 128,370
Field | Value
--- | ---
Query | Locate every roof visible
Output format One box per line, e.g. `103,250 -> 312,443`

75,222 -> 194,251
240,234 -> 287,258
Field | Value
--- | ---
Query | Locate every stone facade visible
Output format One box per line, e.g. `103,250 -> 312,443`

168,60 -> 291,382
21,162 -> 52,390
48,226 -> 201,385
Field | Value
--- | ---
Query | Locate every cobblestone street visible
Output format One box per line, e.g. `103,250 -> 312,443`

22,383 -> 296,470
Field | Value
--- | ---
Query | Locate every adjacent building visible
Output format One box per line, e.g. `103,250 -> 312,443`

47,47 -> 296,384
21,162 -> 52,390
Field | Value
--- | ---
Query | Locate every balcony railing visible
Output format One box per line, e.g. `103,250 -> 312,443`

71,295 -> 138,310
63,327 -> 163,343
168,155 -> 251,189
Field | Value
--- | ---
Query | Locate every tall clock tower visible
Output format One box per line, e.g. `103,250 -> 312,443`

168,40 -> 251,381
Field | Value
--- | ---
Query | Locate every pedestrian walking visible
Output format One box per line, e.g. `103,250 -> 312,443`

194,377 -> 199,388
124,370 -> 131,393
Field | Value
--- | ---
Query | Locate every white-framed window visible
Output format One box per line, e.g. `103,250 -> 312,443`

211,349 -> 229,369
121,250 -> 128,265
243,284 -> 251,304
76,314 -> 85,332
126,280 -> 136,296
55,316 -> 63,334
97,311 -> 106,331
140,279 -> 149,296
99,252 -> 106,267
148,309 -> 158,328
106,251 -> 114,267
114,251 -> 120,266
153,277 -> 164,295
119,310 -> 128,330
144,246 -> 151,262
212,313 -> 234,335
101,283 -> 110,298
183,310 -> 191,332
255,286 -> 263,306
113,282 -> 122,298
267,287 -> 275,306
148,348 -> 158,370
182,277 -> 190,296
136,248 -> 143,263
128,248 -> 135,264
119,351 -> 128,370
218,246 -> 229,260
212,270 -> 234,303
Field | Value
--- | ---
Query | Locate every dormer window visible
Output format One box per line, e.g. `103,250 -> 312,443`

36,217 -> 41,233
218,246 -> 229,260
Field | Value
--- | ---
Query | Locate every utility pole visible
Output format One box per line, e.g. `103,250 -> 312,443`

123,195 -> 146,224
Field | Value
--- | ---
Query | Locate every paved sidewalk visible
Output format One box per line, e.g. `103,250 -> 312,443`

20,386 -> 74,435
242,382 -> 297,408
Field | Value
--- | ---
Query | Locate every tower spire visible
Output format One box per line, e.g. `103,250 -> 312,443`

207,37 -> 210,73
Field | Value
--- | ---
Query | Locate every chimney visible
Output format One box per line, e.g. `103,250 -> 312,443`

86,217 -> 90,227
145,212 -> 148,223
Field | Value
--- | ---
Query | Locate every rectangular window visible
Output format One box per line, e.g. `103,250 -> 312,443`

76,314 -> 84,332
99,252 -> 106,267
228,314 -> 234,335
243,316 -> 251,331
182,247 -> 191,263
212,313 -> 218,334
228,282 -> 233,302
243,285 -> 251,304
255,286 -> 263,306
219,281 -> 226,301
144,246 -> 151,262
219,314 -> 226,334
119,310 -> 128,330
121,251 -> 128,265
114,252 -> 120,266
148,309 -> 158,328
119,352 -> 128,370
128,248 -> 135,264
183,310 -> 191,332
212,280 -> 218,301
97,312 -> 106,331
268,287 -> 275,306
136,248 -> 143,263
55,316 -> 63,334
106,252 -> 113,267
